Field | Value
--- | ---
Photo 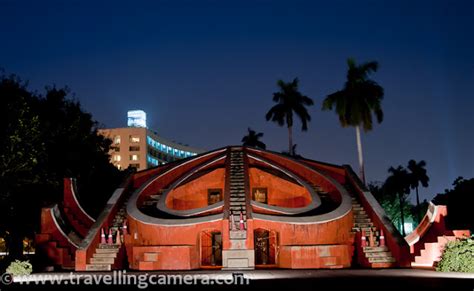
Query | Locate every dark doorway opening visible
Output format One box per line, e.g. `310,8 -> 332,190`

254,229 -> 276,265
201,231 -> 222,267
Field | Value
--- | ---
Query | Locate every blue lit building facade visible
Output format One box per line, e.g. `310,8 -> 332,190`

99,110 -> 204,171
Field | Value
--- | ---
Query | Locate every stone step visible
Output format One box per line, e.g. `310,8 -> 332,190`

355,218 -> 372,223
353,210 -> 366,215
368,257 -> 396,263
93,253 -> 117,258
364,251 -> 392,258
354,222 -> 373,228
90,257 -> 115,264
96,248 -> 121,254
363,246 -> 389,253
86,264 -> 111,271
354,214 -> 369,219
352,206 -> 364,211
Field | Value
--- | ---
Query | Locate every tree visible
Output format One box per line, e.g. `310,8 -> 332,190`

241,128 -> 266,149
0,73 -> 123,262
266,78 -> 313,156
282,144 -> 303,158
407,159 -> 429,223
0,75 -> 44,260
33,87 -> 124,216
383,166 -> 411,236
370,181 -> 414,233
434,177 -> 474,231
322,58 -> 384,183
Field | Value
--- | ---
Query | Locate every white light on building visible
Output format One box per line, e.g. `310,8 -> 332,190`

127,110 -> 147,128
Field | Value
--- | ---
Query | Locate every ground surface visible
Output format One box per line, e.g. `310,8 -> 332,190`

5,269 -> 474,291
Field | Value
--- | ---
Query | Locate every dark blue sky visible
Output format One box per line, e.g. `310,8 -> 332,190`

1,0 -> 473,201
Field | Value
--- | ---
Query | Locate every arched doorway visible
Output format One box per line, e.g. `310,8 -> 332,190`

254,228 -> 277,265
201,230 -> 222,267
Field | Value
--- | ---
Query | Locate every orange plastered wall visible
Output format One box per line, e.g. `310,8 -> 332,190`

248,168 -> 311,208
166,168 -> 225,210
252,211 -> 353,245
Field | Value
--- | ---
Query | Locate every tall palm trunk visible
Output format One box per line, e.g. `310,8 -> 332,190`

398,192 -> 406,236
415,186 -> 421,223
288,126 -> 293,156
355,125 -> 365,184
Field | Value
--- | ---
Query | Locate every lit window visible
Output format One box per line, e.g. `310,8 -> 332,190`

113,136 -> 121,144
130,154 -> 139,161
113,155 -> 121,162
130,136 -> 140,143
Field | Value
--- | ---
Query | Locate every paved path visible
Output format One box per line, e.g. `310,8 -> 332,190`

8,269 -> 474,290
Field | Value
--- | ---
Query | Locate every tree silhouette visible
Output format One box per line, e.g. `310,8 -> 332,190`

266,78 -> 313,156
383,166 -> 411,236
322,58 -> 384,183
241,128 -> 266,149
0,73 -> 123,261
407,160 -> 429,223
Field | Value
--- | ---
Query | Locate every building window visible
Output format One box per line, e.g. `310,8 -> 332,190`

113,135 -> 121,144
129,146 -> 140,151
113,155 -> 121,162
113,147 -> 120,152
208,189 -> 222,205
252,188 -> 268,204
130,135 -> 140,143
130,154 -> 139,161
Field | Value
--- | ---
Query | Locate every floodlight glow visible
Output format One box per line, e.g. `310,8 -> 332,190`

127,110 -> 147,128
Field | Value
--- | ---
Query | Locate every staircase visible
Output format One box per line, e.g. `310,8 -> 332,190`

228,149 -> 246,230
351,197 -> 396,268
85,200 -> 128,271
412,236 -> 458,269
222,148 -> 254,270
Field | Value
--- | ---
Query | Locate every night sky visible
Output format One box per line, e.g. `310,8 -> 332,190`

1,0 -> 473,202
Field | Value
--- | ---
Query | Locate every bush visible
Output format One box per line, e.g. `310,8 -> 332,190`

6,260 -> 33,276
437,236 -> 474,273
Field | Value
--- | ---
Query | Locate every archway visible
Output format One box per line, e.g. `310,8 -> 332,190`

254,228 -> 277,265
201,230 -> 222,267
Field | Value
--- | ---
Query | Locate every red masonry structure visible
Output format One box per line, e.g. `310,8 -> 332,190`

35,146 -> 468,271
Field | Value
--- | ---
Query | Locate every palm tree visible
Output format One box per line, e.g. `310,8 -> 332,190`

282,144 -> 302,158
266,78 -> 313,156
407,160 -> 430,223
241,128 -> 266,149
383,166 -> 411,236
322,58 -> 384,184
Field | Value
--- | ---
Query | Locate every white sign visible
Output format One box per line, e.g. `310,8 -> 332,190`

127,110 -> 147,128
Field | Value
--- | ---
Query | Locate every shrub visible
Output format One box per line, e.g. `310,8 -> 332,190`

437,236 -> 474,273
6,260 -> 33,276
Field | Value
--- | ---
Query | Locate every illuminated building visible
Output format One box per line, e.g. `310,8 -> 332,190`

98,110 -> 203,171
